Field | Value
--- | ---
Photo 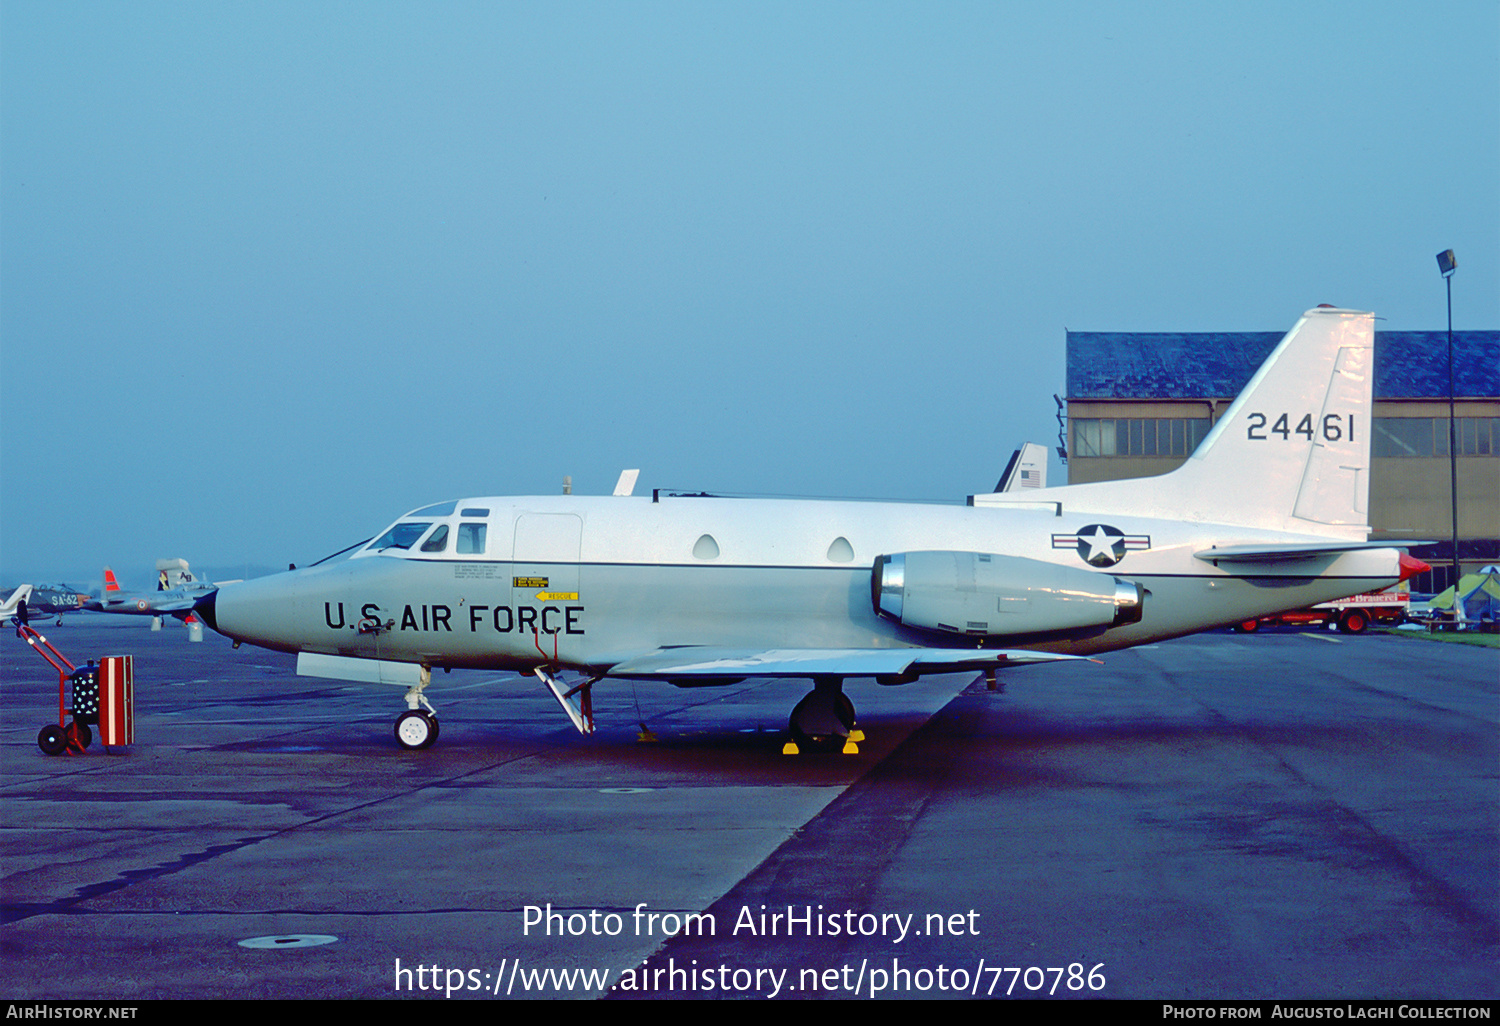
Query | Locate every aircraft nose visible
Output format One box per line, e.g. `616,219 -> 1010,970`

201,566 -> 354,653
204,575 -> 295,647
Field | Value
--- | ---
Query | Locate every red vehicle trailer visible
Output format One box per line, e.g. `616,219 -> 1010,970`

1233,589 -> 1409,635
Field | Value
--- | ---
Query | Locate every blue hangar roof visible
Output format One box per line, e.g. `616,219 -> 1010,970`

1066,330 -> 1500,401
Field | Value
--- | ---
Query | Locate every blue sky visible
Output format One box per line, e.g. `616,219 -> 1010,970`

3,1 -> 1496,587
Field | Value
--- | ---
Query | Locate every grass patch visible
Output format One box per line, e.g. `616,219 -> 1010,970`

1380,627 -> 1500,648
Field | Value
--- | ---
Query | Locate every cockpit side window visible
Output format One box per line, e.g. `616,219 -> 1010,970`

456,522 -> 487,555
369,522 -> 431,551
419,524 -> 449,553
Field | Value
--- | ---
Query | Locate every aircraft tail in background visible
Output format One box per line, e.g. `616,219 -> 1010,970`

995,442 -> 1049,493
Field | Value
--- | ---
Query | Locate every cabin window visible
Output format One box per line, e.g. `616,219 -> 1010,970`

457,523 -> 487,555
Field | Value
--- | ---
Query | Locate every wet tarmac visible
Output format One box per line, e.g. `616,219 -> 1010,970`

2,618 -> 1495,1000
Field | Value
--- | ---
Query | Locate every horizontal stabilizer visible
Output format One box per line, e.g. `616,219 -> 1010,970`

604,646 -> 1084,681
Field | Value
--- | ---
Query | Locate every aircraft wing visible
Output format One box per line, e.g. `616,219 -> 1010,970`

602,646 -> 1084,681
147,596 -> 202,613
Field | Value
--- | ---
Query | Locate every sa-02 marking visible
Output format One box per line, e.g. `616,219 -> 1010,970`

1246,412 -> 1354,442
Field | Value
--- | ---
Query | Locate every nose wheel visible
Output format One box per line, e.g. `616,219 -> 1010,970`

394,710 -> 439,750
392,669 -> 439,750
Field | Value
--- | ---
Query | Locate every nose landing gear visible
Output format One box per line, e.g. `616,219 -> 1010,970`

394,709 -> 438,749
392,669 -> 439,750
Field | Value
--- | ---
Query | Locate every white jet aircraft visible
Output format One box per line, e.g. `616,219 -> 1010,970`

197,307 -> 1427,751
1,585 -> 34,620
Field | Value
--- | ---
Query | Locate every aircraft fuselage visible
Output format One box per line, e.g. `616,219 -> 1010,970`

207,493 -> 1403,675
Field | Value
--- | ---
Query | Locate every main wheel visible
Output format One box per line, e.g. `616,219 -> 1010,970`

788,689 -> 853,752
836,692 -> 856,732
394,710 -> 437,750
38,725 -> 67,756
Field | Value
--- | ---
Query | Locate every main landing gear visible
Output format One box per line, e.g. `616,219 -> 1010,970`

383,666 -> 866,755
784,677 -> 864,756
392,670 -> 439,750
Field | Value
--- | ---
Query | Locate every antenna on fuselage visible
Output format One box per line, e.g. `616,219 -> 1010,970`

613,469 -> 640,497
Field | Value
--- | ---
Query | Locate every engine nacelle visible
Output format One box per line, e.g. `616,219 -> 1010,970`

871,551 -> 1144,637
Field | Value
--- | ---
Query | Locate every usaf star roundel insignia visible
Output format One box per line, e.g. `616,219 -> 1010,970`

1051,524 -> 1151,567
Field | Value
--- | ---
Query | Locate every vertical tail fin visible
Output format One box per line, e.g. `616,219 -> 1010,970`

995,442 -> 1049,492
156,558 -> 194,590
103,567 -> 121,593
1176,306 -> 1373,535
975,307 -> 1375,537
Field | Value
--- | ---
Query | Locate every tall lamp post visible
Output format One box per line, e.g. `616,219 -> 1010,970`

1436,249 -> 1459,593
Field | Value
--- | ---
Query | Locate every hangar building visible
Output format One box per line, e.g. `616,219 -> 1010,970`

1064,328 -> 1500,593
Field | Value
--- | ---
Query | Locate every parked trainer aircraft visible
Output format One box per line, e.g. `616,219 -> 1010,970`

197,307 -> 1427,751
1,583 -> 91,624
87,561 -> 219,620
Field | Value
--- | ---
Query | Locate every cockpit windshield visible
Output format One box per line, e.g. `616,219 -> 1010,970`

368,522 -> 432,552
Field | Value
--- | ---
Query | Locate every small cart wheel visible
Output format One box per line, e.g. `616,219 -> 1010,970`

69,721 -> 92,750
38,725 -> 67,756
